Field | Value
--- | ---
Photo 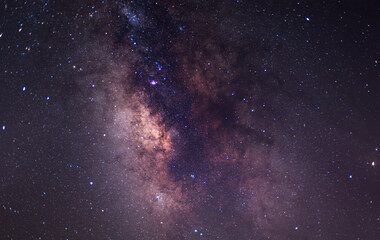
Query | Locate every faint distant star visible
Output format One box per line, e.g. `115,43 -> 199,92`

155,193 -> 162,200
22,86 -> 26,91
90,181 -> 94,185
2,125 -> 5,131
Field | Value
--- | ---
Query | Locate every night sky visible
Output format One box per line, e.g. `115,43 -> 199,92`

1,0 -> 380,239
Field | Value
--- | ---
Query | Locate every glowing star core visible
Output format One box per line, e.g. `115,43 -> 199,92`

150,80 -> 158,85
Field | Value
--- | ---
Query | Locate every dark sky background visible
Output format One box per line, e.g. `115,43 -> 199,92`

1,0 -> 379,239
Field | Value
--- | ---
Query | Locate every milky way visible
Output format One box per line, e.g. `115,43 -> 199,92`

74,1 -> 306,238
1,0 -> 379,239
77,1 -> 380,237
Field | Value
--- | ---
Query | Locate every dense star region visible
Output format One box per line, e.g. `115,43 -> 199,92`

1,0 -> 379,239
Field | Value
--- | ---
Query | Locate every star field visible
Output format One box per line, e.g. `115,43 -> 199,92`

1,0 -> 379,239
